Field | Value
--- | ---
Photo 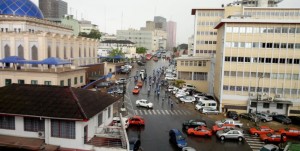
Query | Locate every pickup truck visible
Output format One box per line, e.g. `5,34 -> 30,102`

215,118 -> 243,128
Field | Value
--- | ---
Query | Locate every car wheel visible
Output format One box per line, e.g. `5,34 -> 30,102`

220,136 -> 225,141
264,139 -> 268,143
263,119 -> 266,122
254,133 -> 259,136
147,106 -> 150,109
238,137 -> 243,142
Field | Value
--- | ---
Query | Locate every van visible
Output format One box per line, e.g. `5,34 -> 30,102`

195,100 -> 217,111
169,129 -> 187,148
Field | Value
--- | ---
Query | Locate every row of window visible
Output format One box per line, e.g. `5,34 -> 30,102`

179,60 -> 207,67
226,26 -> 300,34
196,41 -> 217,45
197,11 -> 224,17
197,31 -> 217,36
244,11 -> 300,17
5,76 -> 84,86
1,28 -> 35,33
178,71 -> 208,81
224,56 -> 300,65
250,102 -> 284,110
197,22 -> 219,27
195,50 -> 216,54
223,85 -> 299,95
224,71 -> 300,80
225,42 -> 300,49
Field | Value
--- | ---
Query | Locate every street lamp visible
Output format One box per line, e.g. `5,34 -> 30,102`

255,76 -> 264,125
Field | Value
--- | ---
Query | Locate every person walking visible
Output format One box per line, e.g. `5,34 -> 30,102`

170,101 -> 174,110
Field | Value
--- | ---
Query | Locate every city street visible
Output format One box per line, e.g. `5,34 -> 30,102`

123,54 -> 253,151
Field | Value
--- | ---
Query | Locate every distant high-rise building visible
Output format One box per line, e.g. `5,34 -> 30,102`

167,21 -> 177,50
154,16 -> 167,31
39,0 -> 68,19
145,21 -> 155,31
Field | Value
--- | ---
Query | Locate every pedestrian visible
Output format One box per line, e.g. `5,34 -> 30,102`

157,91 -> 160,98
162,98 -> 164,102
170,101 -> 174,110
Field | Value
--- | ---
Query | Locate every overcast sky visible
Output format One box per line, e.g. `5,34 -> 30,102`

32,0 -> 299,44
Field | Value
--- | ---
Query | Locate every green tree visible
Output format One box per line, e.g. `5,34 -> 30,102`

79,29 -> 101,39
174,80 -> 186,88
109,48 -> 124,57
173,47 -> 178,53
136,47 -> 147,54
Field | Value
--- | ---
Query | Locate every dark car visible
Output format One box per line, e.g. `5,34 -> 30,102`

137,61 -> 145,66
227,111 -> 239,120
169,129 -> 187,148
107,87 -> 118,94
182,119 -> 207,130
273,115 -> 292,124
288,116 -> 300,125
96,82 -> 111,88
239,113 -> 256,121
129,137 -> 141,151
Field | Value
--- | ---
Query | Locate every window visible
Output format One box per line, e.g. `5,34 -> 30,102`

108,107 -> 111,118
281,43 -> 287,48
236,86 -> 242,91
238,57 -> 244,62
68,79 -> 71,86
231,57 -> 237,62
272,58 -> 278,63
277,103 -> 283,109
24,117 -> 44,132
0,116 -> 15,130
193,72 -> 208,80
60,80 -> 64,86
44,81 -> 51,85
263,103 -> 270,108
5,79 -> 12,86
98,112 -> 103,126
31,80 -> 38,85
246,27 -> 252,33
288,43 -> 294,49
280,58 -> 286,64
230,86 -> 235,91
253,42 -> 260,48
74,77 -> 78,85
243,86 -> 249,92
18,79 -> 25,84
225,57 -> 230,61
178,72 -> 193,80
223,85 -> 229,90
80,76 -> 83,83
250,102 -> 257,107
240,27 -> 246,33
51,119 -> 75,139
233,27 -> 239,33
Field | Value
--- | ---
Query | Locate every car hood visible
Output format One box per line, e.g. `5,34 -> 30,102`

177,139 -> 187,148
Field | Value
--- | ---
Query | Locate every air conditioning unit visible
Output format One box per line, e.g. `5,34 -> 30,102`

249,92 -> 255,97
267,97 -> 273,101
275,94 -> 282,98
38,131 -> 45,139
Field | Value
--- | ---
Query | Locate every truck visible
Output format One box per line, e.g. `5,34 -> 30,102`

215,118 -> 243,128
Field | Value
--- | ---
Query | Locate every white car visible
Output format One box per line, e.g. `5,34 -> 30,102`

140,69 -> 145,75
179,96 -> 196,103
124,64 -> 132,69
112,117 -> 129,129
172,87 -> 180,94
175,90 -> 189,98
165,76 -> 176,80
136,99 -> 153,108
168,85 -> 175,92
182,84 -> 196,90
115,78 -> 127,84
200,107 -> 220,115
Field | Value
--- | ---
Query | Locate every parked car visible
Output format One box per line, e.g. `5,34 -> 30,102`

107,87 -> 118,94
169,129 -> 187,148
239,113 -> 256,121
167,85 -> 175,92
182,119 -> 207,130
128,116 -> 145,126
260,144 -> 279,151
115,78 -> 127,84
288,116 -> 300,125
96,81 -> 111,88
182,84 -> 196,90
153,57 -> 158,62
249,126 -> 274,136
272,115 -> 292,124
137,81 -> 143,87
260,132 -> 287,143
212,124 -> 236,133
175,91 -> 189,98
226,111 -> 239,120
136,99 -> 153,108
216,128 -> 244,142
195,100 -> 217,111
256,113 -> 273,122
278,127 -> 300,137
137,61 -> 145,66
215,118 -> 243,128
200,107 -> 220,115
179,96 -> 196,103
187,126 -> 212,137
132,86 -> 140,94
129,137 -> 141,151
112,117 -> 129,129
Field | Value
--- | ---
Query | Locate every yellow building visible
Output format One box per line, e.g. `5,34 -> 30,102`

188,6 -> 300,115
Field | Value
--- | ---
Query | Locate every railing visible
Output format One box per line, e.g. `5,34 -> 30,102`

87,137 -> 123,148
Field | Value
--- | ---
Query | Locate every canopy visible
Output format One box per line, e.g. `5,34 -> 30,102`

40,57 -> 71,65
0,56 -> 25,63
0,56 -> 71,65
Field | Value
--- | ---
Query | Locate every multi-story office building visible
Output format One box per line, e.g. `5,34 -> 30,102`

154,16 -> 167,31
39,0 -> 68,20
167,21 -> 177,51
183,5 -> 300,115
117,29 -> 154,51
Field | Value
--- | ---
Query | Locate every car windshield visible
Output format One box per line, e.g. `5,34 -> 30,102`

176,135 -> 185,140
266,133 -> 272,137
221,119 -> 226,123
223,129 -> 230,133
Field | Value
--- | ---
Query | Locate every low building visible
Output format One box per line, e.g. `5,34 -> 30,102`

0,84 -> 126,150
99,40 -> 137,59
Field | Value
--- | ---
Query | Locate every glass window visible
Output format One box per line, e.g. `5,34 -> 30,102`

243,86 -> 249,92
31,80 -> 38,85
230,86 -> 235,91
246,27 -> 252,33
18,79 -> 25,84
51,119 -> 75,139
253,42 -> 260,48
193,72 -> 208,80
289,28 -> 296,34
44,81 -> 51,85
5,79 -> 12,86
226,27 -> 232,33
231,57 -> 237,62
233,27 -> 239,33
253,27 -> 260,33
0,115 -> 15,130
251,102 -> 257,107
80,76 -> 84,83
263,103 -> 270,108
236,86 -> 242,91
68,79 -> 71,86
223,85 -> 229,90
74,77 -> 78,85
282,28 -> 288,33
240,27 -> 246,33
108,107 -> 111,118
24,117 -> 44,132
240,42 -> 245,48
245,43 -> 252,48
277,103 -> 283,109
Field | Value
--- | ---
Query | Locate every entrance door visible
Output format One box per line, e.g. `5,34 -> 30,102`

84,125 -> 88,144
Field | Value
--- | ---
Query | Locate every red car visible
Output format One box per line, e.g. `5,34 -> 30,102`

132,86 -> 140,94
212,124 -> 235,133
260,132 -> 287,143
249,126 -> 274,136
153,57 -> 158,62
137,81 -> 143,87
187,126 -> 212,137
278,127 -> 300,137
128,116 -> 145,126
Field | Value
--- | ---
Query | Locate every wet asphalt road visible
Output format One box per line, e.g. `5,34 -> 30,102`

124,54 -> 252,151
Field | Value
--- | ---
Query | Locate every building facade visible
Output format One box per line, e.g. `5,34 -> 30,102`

79,20 -> 99,34
117,29 -> 154,51
39,0 -> 68,19
154,16 -> 167,31
166,21 -> 177,51
98,40 -> 137,59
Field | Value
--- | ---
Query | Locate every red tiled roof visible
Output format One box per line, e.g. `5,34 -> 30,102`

0,84 -> 121,120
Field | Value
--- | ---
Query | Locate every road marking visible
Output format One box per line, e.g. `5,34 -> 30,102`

134,110 -> 138,115
152,110 -> 157,115
143,110 -> 147,115
173,110 -> 178,115
177,110 -> 183,114
161,110 -> 165,115
148,110 -> 152,115
139,110 -> 143,115
156,110 -> 161,114
165,110 -> 170,115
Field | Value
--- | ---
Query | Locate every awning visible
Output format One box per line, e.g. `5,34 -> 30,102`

0,56 -> 25,63
40,57 -> 71,65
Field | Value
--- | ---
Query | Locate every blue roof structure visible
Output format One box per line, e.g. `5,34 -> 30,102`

40,57 -> 72,65
0,56 -> 25,63
0,56 -> 71,65
0,0 -> 44,19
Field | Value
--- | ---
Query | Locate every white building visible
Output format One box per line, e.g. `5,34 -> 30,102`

117,29 -> 154,51
98,40 -> 137,59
